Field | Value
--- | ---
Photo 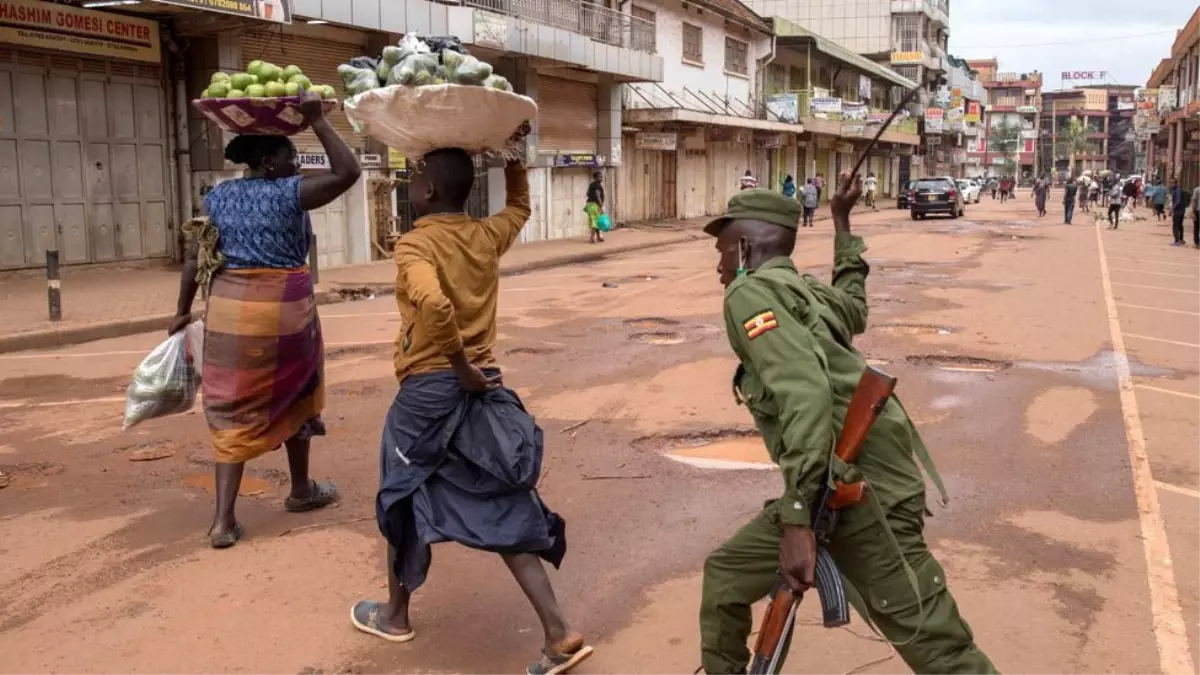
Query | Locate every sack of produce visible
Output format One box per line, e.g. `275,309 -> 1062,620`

193,63 -> 339,135
340,33 -> 532,159
122,322 -> 204,430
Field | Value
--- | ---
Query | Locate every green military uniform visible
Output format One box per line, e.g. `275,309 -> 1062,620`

699,190 -> 996,675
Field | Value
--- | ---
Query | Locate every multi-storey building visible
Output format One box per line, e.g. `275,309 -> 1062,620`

1039,85 -> 1138,180
0,0 -> 664,271
1143,7 -> 1198,189
739,0 -> 949,174
965,59 -> 1041,181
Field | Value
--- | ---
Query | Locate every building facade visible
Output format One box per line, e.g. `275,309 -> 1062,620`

1142,7 -> 1199,190
0,0 -> 664,271
965,59 -> 1042,181
1038,85 -> 1138,181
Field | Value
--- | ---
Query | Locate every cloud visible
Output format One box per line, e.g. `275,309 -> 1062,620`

948,1 -> 1193,87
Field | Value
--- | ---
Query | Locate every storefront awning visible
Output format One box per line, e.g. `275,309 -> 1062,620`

773,18 -> 918,90
625,107 -> 804,135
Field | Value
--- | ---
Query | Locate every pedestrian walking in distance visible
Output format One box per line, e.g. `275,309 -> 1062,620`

814,173 -> 826,202
351,147 -> 592,675
1149,180 -> 1168,222
168,91 -> 359,549
698,176 -> 996,675
1063,178 -> 1078,225
863,171 -> 878,209
1107,183 -> 1124,229
781,174 -> 796,199
1169,178 -> 1192,246
1033,175 -> 1049,217
584,170 -> 605,244
740,169 -> 759,190
800,177 -> 819,227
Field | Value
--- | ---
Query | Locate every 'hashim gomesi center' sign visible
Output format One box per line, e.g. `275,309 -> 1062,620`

0,0 -> 160,62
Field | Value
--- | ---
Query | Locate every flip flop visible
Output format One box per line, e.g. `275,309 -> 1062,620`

210,522 -> 244,549
284,479 -> 338,513
526,643 -> 594,675
350,600 -> 416,643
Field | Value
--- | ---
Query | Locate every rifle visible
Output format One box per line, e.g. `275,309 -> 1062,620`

747,365 -> 899,675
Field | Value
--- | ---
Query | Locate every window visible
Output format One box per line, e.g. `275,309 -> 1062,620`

724,37 -> 748,75
630,6 -> 656,53
682,23 -> 702,63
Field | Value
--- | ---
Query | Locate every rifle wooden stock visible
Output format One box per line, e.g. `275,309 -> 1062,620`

748,586 -> 797,674
825,366 -> 897,510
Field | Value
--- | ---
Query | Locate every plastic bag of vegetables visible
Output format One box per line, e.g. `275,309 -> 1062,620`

344,84 -> 537,159
338,64 -> 380,96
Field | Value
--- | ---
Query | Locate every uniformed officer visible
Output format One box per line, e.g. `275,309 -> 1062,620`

699,174 -> 997,674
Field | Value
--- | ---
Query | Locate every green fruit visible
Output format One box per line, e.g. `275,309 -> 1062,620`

320,85 -> 337,100
282,65 -> 303,81
263,64 -> 283,82
227,89 -> 246,98
287,74 -> 312,89
251,74 -> 260,84
265,81 -> 287,97
246,84 -> 267,98
229,73 -> 253,90
247,60 -> 265,77
284,81 -> 301,96
207,81 -> 230,98
210,71 -> 230,84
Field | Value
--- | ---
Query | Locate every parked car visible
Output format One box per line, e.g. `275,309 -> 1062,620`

897,180 -> 916,209
956,179 -> 982,204
909,177 -> 965,219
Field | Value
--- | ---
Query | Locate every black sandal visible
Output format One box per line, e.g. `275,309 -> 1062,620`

210,522 -> 244,549
526,644 -> 594,675
284,479 -> 339,513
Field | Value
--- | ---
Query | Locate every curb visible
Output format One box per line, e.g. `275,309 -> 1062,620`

0,231 -> 703,355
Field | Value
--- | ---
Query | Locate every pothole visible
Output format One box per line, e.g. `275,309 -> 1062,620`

631,331 -> 685,345
504,346 -> 559,355
906,354 -> 1013,372
990,231 -> 1046,240
327,344 -> 388,359
608,274 -> 660,284
876,323 -> 955,336
635,429 -> 774,471
624,317 -> 681,330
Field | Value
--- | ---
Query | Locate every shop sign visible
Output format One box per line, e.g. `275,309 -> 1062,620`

359,153 -> 383,169
635,132 -> 678,151
925,135 -> 942,146
765,93 -> 799,124
1061,70 -> 1107,83
835,142 -> 855,154
1016,105 -> 1038,114
1117,99 -> 1135,111
858,75 -> 872,102
841,123 -> 866,137
148,0 -> 292,23
1019,129 -> 1038,140
890,51 -> 923,65
842,102 -> 868,121
707,127 -> 752,144
756,133 -> 785,149
810,96 -> 842,116
554,153 -> 599,167
952,149 -> 967,164
473,10 -> 507,50
924,107 -> 944,134
965,101 -> 981,123
387,148 -> 407,170
297,152 -> 329,170
992,156 -> 1006,165
935,86 -> 951,108
1157,86 -> 1177,111
0,0 -> 160,63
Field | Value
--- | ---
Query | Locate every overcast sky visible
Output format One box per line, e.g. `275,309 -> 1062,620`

948,0 -> 1195,90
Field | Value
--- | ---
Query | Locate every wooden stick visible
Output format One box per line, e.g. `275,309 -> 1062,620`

277,515 -> 371,537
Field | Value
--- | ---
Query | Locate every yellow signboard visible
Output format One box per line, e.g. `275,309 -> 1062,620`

0,0 -> 160,63
890,51 -> 924,65
387,147 -> 407,170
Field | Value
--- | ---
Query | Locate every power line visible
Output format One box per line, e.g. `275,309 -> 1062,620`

955,29 -> 1176,50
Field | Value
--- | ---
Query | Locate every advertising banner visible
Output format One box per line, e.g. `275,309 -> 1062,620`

965,101 -> 981,123
842,102 -> 868,121
924,107 -> 944,133
765,93 -> 799,124
148,0 -> 292,23
810,96 -> 843,116
0,0 -> 160,62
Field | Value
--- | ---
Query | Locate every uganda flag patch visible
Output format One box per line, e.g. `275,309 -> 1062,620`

743,310 -> 778,339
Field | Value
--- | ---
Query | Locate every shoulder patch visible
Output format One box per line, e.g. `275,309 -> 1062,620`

743,309 -> 778,339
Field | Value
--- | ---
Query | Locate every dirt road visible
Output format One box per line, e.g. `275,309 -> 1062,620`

1,193 -> 1196,674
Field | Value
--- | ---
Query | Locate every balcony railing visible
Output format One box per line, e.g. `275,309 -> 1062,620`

456,0 -> 656,54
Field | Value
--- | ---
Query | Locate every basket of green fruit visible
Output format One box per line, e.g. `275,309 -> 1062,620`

193,61 -> 340,135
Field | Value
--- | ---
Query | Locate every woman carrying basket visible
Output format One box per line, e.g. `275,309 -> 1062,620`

169,90 -> 362,548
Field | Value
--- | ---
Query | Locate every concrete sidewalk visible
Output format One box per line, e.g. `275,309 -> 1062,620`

0,224 -> 705,354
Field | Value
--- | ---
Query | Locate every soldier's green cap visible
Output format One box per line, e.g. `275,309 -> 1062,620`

703,188 -> 803,237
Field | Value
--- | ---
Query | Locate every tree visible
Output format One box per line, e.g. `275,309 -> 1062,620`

1060,117 -> 1090,177
987,121 -> 1020,177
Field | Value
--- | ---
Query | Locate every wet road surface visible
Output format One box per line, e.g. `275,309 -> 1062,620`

0,194 -> 1196,674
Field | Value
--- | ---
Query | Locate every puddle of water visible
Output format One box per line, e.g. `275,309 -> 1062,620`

632,332 -> 685,345
665,438 -> 774,470
609,275 -> 660,285
906,354 -> 1013,372
877,323 -> 956,336
624,317 -> 681,330
183,474 -> 272,496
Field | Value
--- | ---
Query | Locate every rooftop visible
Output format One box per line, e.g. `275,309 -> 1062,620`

694,0 -> 771,31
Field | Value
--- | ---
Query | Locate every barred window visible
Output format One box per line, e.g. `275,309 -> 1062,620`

682,23 -> 702,63
724,37 -> 748,75
631,6 -> 656,54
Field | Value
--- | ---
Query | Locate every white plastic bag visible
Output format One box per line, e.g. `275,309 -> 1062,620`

343,83 -> 537,159
122,322 -> 203,430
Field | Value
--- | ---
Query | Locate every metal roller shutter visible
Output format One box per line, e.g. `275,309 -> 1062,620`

537,76 -> 597,154
240,31 -> 365,151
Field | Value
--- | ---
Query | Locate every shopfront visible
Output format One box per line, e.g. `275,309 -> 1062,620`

0,0 -> 171,269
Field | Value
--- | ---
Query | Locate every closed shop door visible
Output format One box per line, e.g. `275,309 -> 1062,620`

537,76 -> 598,154
678,148 -> 707,219
241,31 -> 366,152
0,47 -> 169,269
550,167 -> 593,237
309,193 -> 345,269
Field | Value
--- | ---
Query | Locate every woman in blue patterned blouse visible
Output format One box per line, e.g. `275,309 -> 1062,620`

170,90 -> 361,548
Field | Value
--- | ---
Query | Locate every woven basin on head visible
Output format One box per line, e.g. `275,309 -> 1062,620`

192,97 -> 338,136
344,84 -> 537,159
